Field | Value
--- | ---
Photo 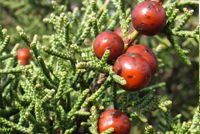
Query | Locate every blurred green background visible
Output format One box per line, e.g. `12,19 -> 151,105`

0,0 -> 199,133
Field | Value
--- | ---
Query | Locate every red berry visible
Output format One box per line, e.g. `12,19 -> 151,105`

131,1 -> 167,36
114,53 -> 151,91
17,47 -> 31,60
93,31 -> 124,61
17,47 -> 31,66
98,109 -> 131,134
18,58 -> 28,66
126,45 -> 158,76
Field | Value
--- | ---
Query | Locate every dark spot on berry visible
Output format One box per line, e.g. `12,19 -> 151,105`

112,112 -> 121,116
145,49 -> 149,53
132,57 -> 137,63
144,14 -> 151,19
128,75 -> 133,78
135,26 -> 143,31
141,21 -> 147,26
147,4 -> 152,10
146,75 -> 150,79
151,23 -> 154,26
132,15 -> 137,20
135,62 -> 140,66
110,112 -> 114,115
96,43 -> 101,47
117,67 -> 122,75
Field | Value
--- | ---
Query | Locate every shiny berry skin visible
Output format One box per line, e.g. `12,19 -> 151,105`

131,1 -> 167,36
93,31 -> 124,61
17,48 -> 31,60
98,109 -> 131,134
114,53 -> 151,91
17,48 -> 31,66
126,45 -> 158,77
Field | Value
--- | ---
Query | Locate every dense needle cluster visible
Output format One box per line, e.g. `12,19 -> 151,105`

0,0 -> 199,134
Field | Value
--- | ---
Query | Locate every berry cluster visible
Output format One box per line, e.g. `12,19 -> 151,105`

93,1 -> 165,92
93,1 -> 166,133
114,45 -> 157,91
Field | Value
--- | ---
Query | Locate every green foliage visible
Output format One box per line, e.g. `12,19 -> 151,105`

0,0 -> 199,133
